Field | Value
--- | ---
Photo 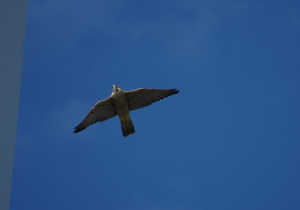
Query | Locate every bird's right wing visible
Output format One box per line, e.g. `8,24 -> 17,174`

74,97 -> 117,133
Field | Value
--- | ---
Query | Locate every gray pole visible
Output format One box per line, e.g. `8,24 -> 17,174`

0,0 -> 28,209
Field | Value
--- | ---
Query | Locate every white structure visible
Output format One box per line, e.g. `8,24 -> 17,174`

0,0 -> 28,209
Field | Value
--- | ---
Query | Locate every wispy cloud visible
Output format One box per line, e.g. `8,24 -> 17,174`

27,0 -> 252,58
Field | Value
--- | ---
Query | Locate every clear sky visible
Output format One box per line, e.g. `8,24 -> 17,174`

10,0 -> 300,210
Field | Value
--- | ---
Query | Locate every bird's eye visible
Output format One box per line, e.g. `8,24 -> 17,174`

116,88 -> 118,92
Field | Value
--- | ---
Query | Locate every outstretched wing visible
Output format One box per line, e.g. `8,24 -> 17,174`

74,97 -> 117,133
124,88 -> 179,111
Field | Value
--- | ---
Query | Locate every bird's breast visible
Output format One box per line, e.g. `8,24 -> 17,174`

113,93 -> 130,118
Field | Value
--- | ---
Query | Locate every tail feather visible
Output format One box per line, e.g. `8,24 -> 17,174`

120,117 -> 135,137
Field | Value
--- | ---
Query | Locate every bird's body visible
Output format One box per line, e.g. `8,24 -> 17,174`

74,85 -> 179,137
111,89 -> 135,137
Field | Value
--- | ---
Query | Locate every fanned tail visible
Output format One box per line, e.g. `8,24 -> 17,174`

120,117 -> 135,137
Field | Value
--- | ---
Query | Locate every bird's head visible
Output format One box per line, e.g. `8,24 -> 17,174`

112,85 -> 123,94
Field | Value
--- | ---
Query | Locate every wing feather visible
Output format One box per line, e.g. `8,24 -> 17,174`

74,97 -> 117,133
124,88 -> 179,111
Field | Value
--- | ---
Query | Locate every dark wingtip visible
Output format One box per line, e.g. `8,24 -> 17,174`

73,126 -> 80,134
171,89 -> 180,94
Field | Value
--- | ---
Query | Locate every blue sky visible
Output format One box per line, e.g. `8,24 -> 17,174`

10,0 -> 300,209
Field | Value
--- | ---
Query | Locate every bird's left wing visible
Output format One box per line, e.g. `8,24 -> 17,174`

74,97 -> 117,133
124,88 -> 179,111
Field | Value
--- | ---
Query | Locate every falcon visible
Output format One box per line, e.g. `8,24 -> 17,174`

74,85 -> 179,137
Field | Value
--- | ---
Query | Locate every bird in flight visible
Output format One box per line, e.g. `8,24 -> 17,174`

74,85 -> 179,137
